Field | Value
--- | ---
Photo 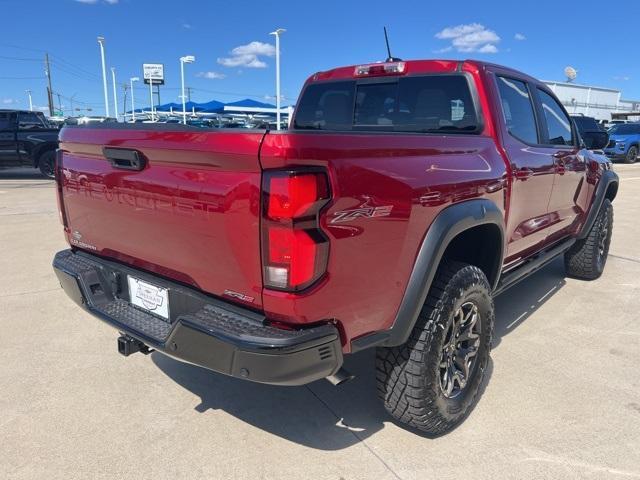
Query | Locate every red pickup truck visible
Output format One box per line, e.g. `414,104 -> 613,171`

53,59 -> 618,435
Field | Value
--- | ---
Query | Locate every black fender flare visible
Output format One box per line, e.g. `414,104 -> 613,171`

578,169 -> 619,240
352,199 -> 504,351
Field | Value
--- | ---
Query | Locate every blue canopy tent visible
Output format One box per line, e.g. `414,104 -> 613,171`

154,102 -> 182,112
198,100 -> 225,113
126,98 -> 280,116
225,99 -> 276,109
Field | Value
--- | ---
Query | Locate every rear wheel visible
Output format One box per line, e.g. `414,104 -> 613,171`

564,199 -> 613,280
38,150 -> 55,178
376,261 -> 493,436
625,146 -> 638,164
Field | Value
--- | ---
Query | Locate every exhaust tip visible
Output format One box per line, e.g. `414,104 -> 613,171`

326,368 -> 354,386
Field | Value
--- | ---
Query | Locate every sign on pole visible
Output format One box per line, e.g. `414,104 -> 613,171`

143,63 -> 164,85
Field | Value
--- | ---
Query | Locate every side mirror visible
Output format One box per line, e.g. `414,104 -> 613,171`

581,130 -> 609,150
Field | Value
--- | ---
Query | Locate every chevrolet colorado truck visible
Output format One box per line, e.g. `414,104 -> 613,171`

52,59 -> 618,435
0,109 -> 59,177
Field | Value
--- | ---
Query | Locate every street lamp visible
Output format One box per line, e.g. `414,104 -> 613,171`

25,90 -> 33,111
180,55 -> 195,124
130,77 -> 139,122
97,36 -> 110,117
269,28 -> 285,130
111,67 -> 119,121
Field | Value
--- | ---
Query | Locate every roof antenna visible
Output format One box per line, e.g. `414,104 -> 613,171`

384,27 -> 402,62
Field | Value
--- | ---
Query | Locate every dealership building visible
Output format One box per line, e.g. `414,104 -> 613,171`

544,80 -> 640,121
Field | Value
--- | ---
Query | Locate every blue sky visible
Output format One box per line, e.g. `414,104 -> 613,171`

1,0 -> 637,115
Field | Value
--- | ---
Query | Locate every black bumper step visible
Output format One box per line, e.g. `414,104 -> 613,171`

53,249 -> 343,385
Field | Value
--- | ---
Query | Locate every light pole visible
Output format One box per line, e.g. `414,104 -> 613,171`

269,28 -> 286,130
97,36 -> 110,117
25,90 -> 33,111
111,67 -> 119,120
180,55 -> 196,124
130,77 -> 139,122
148,77 -> 155,122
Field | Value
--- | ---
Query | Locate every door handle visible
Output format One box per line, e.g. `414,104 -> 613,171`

103,147 -> 146,171
553,152 -> 567,175
515,167 -> 534,180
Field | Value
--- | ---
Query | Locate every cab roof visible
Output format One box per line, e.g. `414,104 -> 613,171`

308,59 -> 539,84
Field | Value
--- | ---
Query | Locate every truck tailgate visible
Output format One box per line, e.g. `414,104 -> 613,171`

58,126 -> 266,308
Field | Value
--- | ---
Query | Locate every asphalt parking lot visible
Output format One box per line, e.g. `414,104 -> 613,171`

1,165 -> 639,480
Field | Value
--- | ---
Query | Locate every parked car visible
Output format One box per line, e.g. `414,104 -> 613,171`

0,109 -> 59,177
603,122 -> 640,163
52,59 -> 617,435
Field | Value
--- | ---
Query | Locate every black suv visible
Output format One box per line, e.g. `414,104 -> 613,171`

0,110 -> 59,177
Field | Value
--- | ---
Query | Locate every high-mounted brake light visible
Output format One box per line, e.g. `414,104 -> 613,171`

262,171 -> 330,291
354,61 -> 406,77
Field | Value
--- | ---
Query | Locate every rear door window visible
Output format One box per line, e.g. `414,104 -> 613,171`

294,75 -> 479,133
496,76 -> 539,145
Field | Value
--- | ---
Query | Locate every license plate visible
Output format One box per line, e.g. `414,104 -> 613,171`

127,276 -> 170,321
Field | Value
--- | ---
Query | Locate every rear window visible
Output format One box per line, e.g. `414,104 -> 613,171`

294,75 -> 479,133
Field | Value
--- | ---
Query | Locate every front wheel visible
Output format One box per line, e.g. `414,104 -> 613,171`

38,150 -> 55,178
564,199 -> 613,280
625,146 -> 638,164
376,261 -> 493,436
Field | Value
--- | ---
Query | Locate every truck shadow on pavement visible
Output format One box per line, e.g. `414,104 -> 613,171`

0,168 -> 51,180
151,257 -> 566,449
493,256 -> 567,349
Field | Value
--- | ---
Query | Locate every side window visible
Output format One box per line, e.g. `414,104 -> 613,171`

537,89 -> 573,146
496,76 -> 538,144
17,112 -> 46,130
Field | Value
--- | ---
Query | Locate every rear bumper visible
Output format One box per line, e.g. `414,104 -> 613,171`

53,249 -> 343,386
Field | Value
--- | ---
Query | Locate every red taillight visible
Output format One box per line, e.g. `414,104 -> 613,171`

267,174 -> 325,220
262,171 -> 330,291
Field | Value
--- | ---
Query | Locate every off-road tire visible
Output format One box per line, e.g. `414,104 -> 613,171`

624,146 -> 638,164
564,199 -> 613,280
375,261 -> 493,436
38,150 -> 55,178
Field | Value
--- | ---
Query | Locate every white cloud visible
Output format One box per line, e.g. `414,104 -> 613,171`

196,71 -> 226,80
613,75 -> 631,81
435,23 -> 500,53
478,44 -> 498,53
182,22 -> 192,29
2,98 -> 17,105
514,33 -> 526,41
217,41 -> 275,69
